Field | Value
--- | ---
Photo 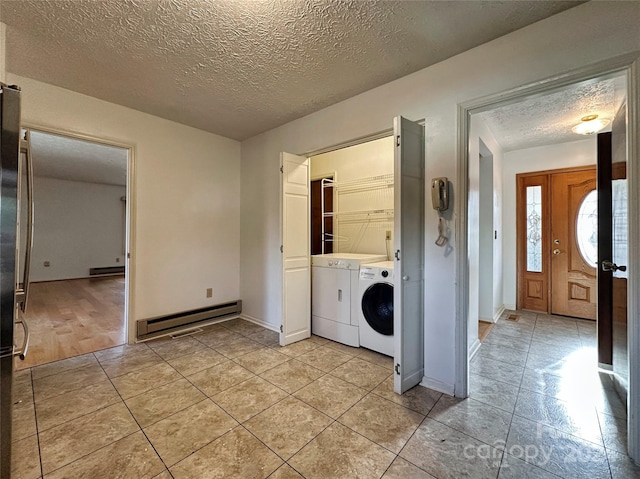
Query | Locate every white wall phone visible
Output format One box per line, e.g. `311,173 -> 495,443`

431,177 -> 449,211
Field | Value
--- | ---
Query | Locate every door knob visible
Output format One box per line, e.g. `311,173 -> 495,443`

402,275 -> 409,281
602,260 -> 627,272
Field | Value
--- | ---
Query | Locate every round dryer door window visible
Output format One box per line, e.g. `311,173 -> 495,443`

361,283 -> 394,336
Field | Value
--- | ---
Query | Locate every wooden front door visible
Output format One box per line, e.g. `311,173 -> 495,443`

550,169 -> 597,320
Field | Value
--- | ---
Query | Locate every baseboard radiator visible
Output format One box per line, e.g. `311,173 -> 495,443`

90,266 -> 125,276
137,300 -> 242,340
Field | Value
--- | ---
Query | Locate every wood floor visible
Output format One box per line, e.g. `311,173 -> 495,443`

478,320 -> 494,342
14,276 -> 125,370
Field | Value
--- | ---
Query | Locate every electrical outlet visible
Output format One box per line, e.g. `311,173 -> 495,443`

44,261 -> 50,267
206,288 -> 213,298
385,230 -> 392,240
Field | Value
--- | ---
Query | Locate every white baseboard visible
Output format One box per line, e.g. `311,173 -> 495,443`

420,376 -> 455,396
469,338 -> 482,360
239,314 -> 279,333
493,305 -> 506,323
504,303 -> 516,311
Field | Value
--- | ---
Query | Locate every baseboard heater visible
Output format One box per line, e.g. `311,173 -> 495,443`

90,266 -> 125,276
137,300 -> 242,340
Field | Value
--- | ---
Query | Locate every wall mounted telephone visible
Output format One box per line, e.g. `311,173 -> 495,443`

431,177 -> 449,211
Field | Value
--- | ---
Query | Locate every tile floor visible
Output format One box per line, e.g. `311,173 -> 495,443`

10,312 -> 640,478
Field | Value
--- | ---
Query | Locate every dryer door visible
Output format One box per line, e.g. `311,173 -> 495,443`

361,283 -> 394,335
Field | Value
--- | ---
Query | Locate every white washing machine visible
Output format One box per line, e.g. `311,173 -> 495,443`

358,261 -> 394,357
311,253 -> 387,346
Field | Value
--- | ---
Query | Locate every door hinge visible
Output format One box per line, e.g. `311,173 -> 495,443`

396,135 -> 400,147
280,324 -> 283,333
280,166 -> 283,173
395,363 -> 400,375
280,245 -> 283,253
394,250 -> 400,261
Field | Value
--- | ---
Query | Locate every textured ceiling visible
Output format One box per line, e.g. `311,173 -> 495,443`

29,130 -> 127,186
479,74 -> 627,152
1,0 -> 583,140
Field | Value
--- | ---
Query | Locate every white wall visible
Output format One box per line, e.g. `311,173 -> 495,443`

0,23 -> 6,84
240,2 -> 640,393
7,74 -> 241,342
30,176 -> 126,282
311,136 -> 394,256
502,138 -> 596,309
468,115 -> 504,352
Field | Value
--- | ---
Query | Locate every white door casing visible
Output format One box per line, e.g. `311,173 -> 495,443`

393,116 -> 425,394
280,152 -> 311,346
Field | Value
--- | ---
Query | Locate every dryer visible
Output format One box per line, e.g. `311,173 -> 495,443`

358,261 -> 394,356
311,253 -> 387,346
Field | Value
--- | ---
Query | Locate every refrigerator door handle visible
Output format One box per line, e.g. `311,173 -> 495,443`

13,313 -> 29,360
17,131 -> 34,312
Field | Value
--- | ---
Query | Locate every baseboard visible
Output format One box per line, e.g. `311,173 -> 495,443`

504,303 -> 516,311
469,338 -> 482,360
239,314 -> 280,333
493,305 -> 506,323
420,376 -> 455,395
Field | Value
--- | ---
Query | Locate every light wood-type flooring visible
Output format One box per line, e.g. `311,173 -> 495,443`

14,276 -> 125,370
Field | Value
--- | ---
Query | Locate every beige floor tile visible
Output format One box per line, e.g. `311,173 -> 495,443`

373,377 -> 442,415
167,347 -> 226,376
214,337 -> 263,359
289,422 -> 395,478
308,335 -> 330,345
93,342 -> 151,362
12,400 -> 37,442
296,346 -> 353,372
330,357 -> 391,390
187,360 -> 255,397
31,353 -> 98,380
382,457 -> 436,478
294,375 -> 367,419
277,339 -> 321,358
213,376 -> 288,422
323,341 -> 360,356
259,359 -> 324,394
12,369 -> 33,404
35,377 -> 120,431
170,427 -> 282,479
269,464 -> 304,479
357,348 -> 394,369
44,431 -> 165,479
147,336 -> 207,361
11,433 -> 40,479
111,362 -> 181,399
233,347 -> 290,374
39,402 -> 139,474
244,396 -> 332,460
144,399 -> 238,467
152,471 -> 173,479
33,363 -> 108,402
125,378 -> 205,427
221,318 -> 266,336
99,347 -> 163,378
248,328 -> 281,347
338,394 -> 424,453
194,328 -> 244,348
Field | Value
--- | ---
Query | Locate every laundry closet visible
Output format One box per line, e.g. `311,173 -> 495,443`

309,136 -> 395,356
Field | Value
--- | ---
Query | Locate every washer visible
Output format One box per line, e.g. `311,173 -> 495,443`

358,261 -> 394,356
311,253 -> 387,346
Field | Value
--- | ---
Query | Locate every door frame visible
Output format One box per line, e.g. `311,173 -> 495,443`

456,53 -> 640,461
515,165 -> 597,314
21,122 -> 137,344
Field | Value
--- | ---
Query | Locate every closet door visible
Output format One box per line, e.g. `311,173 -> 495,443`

280,152 -> 311,346
393,117 -> 425,394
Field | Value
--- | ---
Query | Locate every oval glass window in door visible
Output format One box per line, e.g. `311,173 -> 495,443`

576,189 -> 598,268
361,283 -> 394,336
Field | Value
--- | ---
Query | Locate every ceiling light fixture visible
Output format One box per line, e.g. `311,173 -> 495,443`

572,114 -> 610,135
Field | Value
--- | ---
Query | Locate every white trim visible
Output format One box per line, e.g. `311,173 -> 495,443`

469,338 -> 482,360
456,52 -> 640,461
20,122 -> 137,344
493,305 -> 506,323
504,304 -> 516,311
240,313 -> 280,333
420,376 -> 455,396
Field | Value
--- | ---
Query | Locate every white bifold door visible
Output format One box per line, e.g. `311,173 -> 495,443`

280,152 -> 311,346
393,116 -> 425,394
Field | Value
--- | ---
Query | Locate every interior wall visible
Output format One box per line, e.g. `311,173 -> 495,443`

30,176 -> 126,282
8,74 -> 242,341
310,136 -> 394,257
502,138 -> 596,309
479,151 -> 494,321
0,22 -> 6,84
240,2 -> 640,393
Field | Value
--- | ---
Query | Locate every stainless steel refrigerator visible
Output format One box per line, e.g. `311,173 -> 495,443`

1,83 -> 31,478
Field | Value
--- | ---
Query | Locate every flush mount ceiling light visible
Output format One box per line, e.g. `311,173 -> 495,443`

572,114 -> 611,135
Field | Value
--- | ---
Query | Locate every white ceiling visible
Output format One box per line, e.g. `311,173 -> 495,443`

1,0 -> 585,141
28,131 -> 127,186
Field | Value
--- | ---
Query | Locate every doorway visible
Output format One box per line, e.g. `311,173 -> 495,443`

15,128 -> 131,369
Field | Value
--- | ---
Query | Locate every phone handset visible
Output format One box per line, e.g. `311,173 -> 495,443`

431,177 -> 449,246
